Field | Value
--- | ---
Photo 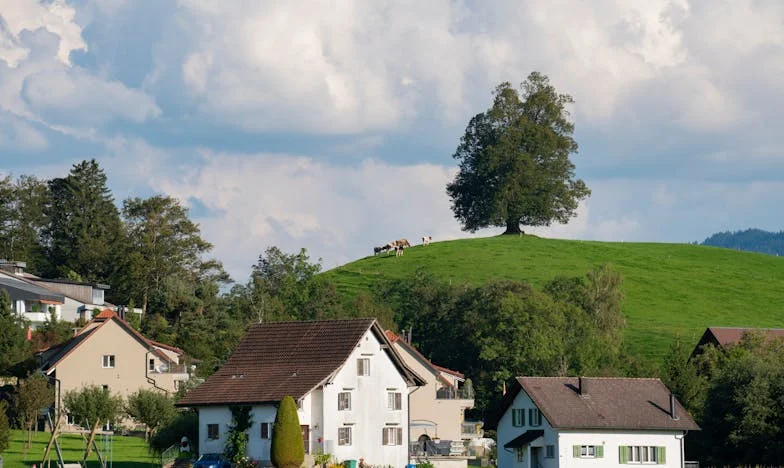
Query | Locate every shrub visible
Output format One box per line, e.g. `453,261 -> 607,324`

149,411 -> 198,455
270,396 -> 304,468
0,400 -> 10,454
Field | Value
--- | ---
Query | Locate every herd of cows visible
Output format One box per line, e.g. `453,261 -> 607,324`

374,236 -> 432,256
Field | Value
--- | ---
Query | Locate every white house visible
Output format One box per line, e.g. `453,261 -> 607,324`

491,377 -> 699,468
177,318 -> 425,467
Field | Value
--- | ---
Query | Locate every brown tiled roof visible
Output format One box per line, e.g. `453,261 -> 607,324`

490,377 -> 699,431
178,319 -> 423,407
705,327 -> 784,348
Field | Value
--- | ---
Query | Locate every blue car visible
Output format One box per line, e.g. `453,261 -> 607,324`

193,453 -> 231,468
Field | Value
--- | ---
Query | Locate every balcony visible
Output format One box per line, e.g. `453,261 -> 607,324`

461,421 -> 484,439
436,387 -> 474,400
149,363 -> 187,374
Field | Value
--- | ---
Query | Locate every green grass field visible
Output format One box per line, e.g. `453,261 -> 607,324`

325,235 -> 784,360
1,429 -> 159,467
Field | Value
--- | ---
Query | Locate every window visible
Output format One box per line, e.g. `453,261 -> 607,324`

102,385 -> 109,392
102,355 -> 115,368
516,447 -> 525,462
511,408 -> 525,427
387,392 -> 402,410
260,423 -> 272,439
382,427 -> 403,446
149,359 -> 155,371
573,445 -> 603,458
207,424 -> 219,440
338,427 -> 352,446
528,408 -> 543,426
545,445 -> 555,458
338,392 -> 352,411
621,446 -> 663,464
357,358 -> 370,376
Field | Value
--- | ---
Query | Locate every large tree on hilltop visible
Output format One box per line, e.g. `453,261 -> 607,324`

447,72 -> 590,234
45,159 -> 122,282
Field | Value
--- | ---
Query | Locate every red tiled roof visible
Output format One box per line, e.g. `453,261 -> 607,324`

178,319 -> 423,407
95,308 -> 115,319
491,377 -> 699,431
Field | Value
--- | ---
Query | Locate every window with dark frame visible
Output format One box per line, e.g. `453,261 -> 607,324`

529,408 -> 543,426
207,424 -> 219,440
260,422 -> 272,439
149,359 -> 155,371
338,427 -> 352,446
357,358 -> 370,376
102,355 -> 115,368
511,408 -> 525,427
338,392 -> 351,411
546,445 -> 555,458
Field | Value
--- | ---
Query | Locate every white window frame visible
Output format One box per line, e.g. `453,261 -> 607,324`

357,358 -> 370,376
387,391 -> 402,410
382,427 -> 403,446
102,355 -> 115,368
338,392 -> 351,411
581,445 -> 596,458
338,427 -> 352,446
627,446 -> 658,464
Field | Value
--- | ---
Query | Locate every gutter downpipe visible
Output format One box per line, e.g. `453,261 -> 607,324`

408,384 -> 423,466
676,431 -> 688,468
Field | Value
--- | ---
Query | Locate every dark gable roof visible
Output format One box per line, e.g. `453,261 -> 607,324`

696,327 -> 784,351
178,318 -> 424,407
489,377 -> 699,431
0,277 -> 65,304
504,430 -> 544,449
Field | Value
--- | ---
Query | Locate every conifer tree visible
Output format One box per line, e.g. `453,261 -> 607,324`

271,396 -> 304,468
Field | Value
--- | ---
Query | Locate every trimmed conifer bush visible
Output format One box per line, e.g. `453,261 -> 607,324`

271,396 -> 304,468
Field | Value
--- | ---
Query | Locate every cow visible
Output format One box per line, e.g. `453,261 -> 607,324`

395,244 -> 405,257
422,236 -> 432,246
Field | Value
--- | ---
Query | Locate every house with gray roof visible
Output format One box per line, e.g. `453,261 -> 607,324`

488,377 -> 699,468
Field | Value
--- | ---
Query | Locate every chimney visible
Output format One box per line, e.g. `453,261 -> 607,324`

669,393 -> 679,420
578,376 -> 589,397
0,260 -> 26,275
407,327 -> 413,344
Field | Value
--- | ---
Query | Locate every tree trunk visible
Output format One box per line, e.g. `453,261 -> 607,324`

84,421 -> 100,463
504,218 -> 522,235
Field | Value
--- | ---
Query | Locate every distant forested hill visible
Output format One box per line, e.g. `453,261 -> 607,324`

701,229 -> 784,256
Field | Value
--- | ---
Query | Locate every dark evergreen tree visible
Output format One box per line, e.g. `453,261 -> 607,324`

45,159 -> 122,282
270,396 -> 304,468
447,72 -> 590,234
0,290 -> 29,376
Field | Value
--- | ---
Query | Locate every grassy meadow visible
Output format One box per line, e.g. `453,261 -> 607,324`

325,235 -> 784,360
1,429 -> 158,467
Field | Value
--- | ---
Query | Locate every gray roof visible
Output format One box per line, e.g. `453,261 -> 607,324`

0,277 -> 65,304
491,377 -> 699,432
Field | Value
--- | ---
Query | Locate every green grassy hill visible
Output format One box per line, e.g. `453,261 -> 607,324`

325,235 -> 784,360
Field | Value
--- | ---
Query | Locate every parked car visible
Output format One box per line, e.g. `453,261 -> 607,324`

193,453 -> 231,468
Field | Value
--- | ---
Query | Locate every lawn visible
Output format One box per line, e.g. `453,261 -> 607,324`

1,429 -> 159,467
324,235 -> 784,361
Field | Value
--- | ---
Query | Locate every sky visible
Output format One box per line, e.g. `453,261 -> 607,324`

1,0 -> 783,282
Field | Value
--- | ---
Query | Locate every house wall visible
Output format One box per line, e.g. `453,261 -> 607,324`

393,342 -> 471,442
60,296 -> 83,323
497,390 -> 686,468
53,319 -> 179,403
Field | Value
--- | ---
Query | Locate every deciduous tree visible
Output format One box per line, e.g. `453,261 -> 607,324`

447,72 -> 590,234
15,374 -> 53,448
125,389 -> 176,440
63,385 -> 123,462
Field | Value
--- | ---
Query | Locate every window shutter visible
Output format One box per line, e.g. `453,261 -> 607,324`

528,409 -> 534,426
657,447 -> 666,464
573,445 -> 580,458
537,410 -> 542,426
619,446 -> 629,464
397,428 -> 403,445
383,428 -> 388,445
396,392 -> 402,409
596,445 -> 604,458
512,410 -> 518,426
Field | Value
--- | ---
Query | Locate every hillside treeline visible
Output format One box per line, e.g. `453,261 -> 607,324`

701,228 -> 784,256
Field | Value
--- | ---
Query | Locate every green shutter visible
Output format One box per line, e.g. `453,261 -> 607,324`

573,445 -> 580,458
657,446 -> 666,464
528,409 -> 533,426
619,446 -> 629,464
596,445 -> 604,458
537,410 -> 542,426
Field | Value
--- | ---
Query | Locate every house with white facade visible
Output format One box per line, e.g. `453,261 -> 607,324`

490,377 -> 699,468
385,330 -> 477,455
0,267 -> 66,328
177,318 -> 425,467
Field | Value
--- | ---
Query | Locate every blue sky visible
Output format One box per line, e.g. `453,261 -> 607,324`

2,0 -> 783,282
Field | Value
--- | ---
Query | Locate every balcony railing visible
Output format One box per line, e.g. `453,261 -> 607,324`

436,387 -> 474,400
410,440 -> 467,457
149,363 -> 187,374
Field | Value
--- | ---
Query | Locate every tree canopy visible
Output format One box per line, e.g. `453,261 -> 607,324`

125,389 -> 176,440
447,72 -> 590,234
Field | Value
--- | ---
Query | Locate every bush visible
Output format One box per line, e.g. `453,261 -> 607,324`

149,411 -> 198,455
270,396 -> 304,468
